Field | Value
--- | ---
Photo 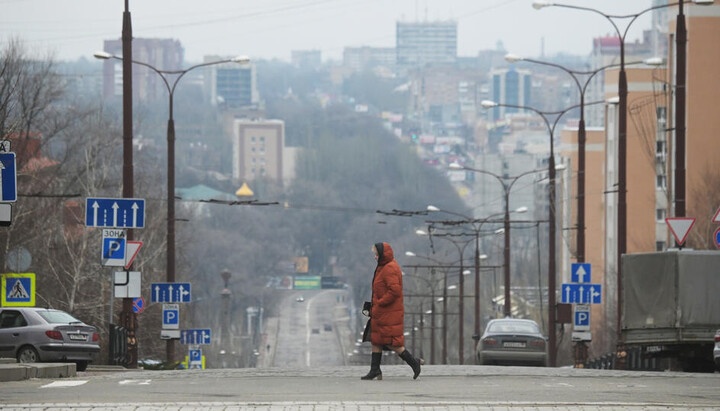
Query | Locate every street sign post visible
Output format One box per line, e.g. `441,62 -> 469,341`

561,283 -> 602,304
570,263 -> 592,283
163,304 -> 180,329
102,229 -> 127,266
180,329 -> 211,345
85,197 -> 145,228
1,273 -> 35,306
151,282 -> 191,303
0,153 -> 17,202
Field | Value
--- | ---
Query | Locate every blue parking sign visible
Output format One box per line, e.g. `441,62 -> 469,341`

163,304 -> 179,329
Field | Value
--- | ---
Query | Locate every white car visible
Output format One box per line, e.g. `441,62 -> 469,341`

714,329 -> 720,371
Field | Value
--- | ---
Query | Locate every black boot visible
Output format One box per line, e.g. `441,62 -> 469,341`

361,352 -> 382,380
400,349 -> 422,379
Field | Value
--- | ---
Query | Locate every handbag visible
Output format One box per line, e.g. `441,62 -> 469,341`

362,318 -> 371,342
362,301 -> 372,317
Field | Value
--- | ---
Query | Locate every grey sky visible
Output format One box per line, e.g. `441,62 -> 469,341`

1,0 -> 659,63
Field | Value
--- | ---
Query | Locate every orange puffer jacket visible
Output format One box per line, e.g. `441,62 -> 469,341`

370,242 -> 405,347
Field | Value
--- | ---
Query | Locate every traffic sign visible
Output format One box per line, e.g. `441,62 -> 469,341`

571,263 -> 591,283
188,349 -> 203,369
665,217 -> 696,246
0,153 -> 17,202
713,206 -> 720,223
85,197 -> 145,228
561,283 -> 602,304
132,297 -> 145,314
0,203 -> 10,226
180,328 -> 211,345
124,241 -> 143,269
102,229 -> 126,266
114,271 -> 141,298
163,304 -> 179,329
0,141 -> 11,153
1,273 -> 35,306
151,282 -> 191,303
574,304 -> 590,331
714,227 -> 720,250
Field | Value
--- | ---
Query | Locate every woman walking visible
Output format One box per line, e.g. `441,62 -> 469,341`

361,242 -> 422,380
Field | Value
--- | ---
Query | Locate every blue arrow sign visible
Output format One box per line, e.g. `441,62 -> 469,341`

571,263 -> 592,283
0,153 -> 17,202
180,329 -> 211,345
561,283 -> 602,304
85,197 -> 145,228
151,283 -> 191,303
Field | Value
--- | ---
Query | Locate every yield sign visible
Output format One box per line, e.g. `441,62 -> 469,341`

713,206 -> 720,223
665,217 -> 696,246
124,241 -> 143,269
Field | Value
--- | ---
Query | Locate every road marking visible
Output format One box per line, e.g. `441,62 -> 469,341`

40,380 -> 88,388
119,379 -> 152,385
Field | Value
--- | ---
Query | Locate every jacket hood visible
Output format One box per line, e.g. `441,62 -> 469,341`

375,242 -> 394,265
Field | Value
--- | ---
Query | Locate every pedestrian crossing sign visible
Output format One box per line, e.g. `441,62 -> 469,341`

1,273 -> 35,306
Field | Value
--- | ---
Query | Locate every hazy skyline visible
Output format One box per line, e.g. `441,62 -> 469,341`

1,0 -> 662,63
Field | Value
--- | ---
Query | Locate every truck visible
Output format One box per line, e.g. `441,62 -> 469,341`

618,250 -> 720,372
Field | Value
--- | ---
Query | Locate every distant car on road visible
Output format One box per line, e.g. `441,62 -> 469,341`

475,318 -> 547,367
0,307 -> 100,371
296,296 -> 305,303
714,329 -> 720,370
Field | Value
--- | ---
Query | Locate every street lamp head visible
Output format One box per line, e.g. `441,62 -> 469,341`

437,297 -> 444,302
514,206 -> 528,214
447,285 -> 457,290
405,251 -> 416,257
426,205 -> 441,212
462,270 -> 471,276
480,100 -> 498,109
93,51 -> 113,60
644,57 -> 664,66
693,0 -> 714,4
532,0 -> 552,9
425,310 -> 433,314
607,96 -> 620,105
231,55 -> 251,64
416,229 -> 428,236
479,254 -> 488,260
494,228 -> 505,234
555,163 -> 567,171
448,162 -> 464,170
504,53 -> 523,63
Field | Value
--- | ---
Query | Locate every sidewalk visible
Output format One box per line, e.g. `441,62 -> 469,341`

0,358 -> 76,382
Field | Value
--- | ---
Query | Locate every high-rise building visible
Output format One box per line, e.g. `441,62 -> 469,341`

100,38 -> 184,101
343,46 -> 396,72
291,50 -> 322,70
487,68 -> 532,121
396,21 -> 457,69
232,119 -> 285,183
204,56 -> 258,108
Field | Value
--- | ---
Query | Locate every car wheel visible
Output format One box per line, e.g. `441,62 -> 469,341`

75,361 -> 89,372
17,346 -> 39,363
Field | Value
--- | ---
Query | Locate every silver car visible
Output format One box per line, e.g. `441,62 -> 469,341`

476,318 -> 547,367
714,329 -> 720,371
0,307 -> 100,371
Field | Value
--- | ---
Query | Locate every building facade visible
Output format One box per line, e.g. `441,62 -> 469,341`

396,21 -> 457,70
101,38 -> 184,101
487,68 -> 532,121
343,46 -> 396,72
232,119 -> 285,183
204,56 -> 258,108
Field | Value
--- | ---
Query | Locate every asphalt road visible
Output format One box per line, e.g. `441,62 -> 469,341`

1,365 -> 719,409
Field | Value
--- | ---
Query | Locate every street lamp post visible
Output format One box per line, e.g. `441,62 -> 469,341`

480,99 -> 603,366
532,0 -> 711,350
403,265 -> 441,364
447,165 -> 540,319
504,55 -> 663,264
93,52 -> 250,362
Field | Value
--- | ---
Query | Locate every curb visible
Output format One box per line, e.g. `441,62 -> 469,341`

0,362 -> 76,382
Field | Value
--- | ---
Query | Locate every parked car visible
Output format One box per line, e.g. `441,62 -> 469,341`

714,329 -> 720,371
0,307 -> 100,371
475,318 -> 547,367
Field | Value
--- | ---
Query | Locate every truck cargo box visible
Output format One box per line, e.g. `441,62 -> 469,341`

622,251 -> 720,343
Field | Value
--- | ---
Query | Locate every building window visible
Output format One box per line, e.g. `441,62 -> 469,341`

656,175 -> 666,189
260,147 -> 265,154
656,209 -> 666,221
260,136 -> 265,142
251,147 -> 256,153
260,168 -> 266,176
252,158 -> 256,164
251,137 -> 256,143
655,241 -> 665,251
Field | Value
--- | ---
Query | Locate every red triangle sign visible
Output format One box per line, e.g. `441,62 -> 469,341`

713,206 -> 720,223
665,218 -> 696,246
124,241 -> 143,269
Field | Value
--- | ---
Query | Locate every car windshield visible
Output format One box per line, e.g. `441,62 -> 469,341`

488,321 -> 539,334
37,310 -> 81,324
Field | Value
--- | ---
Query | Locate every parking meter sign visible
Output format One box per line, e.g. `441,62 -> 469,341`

102,229 -> 127,266
574,304 -> 590,331
163,304 -> 179,330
